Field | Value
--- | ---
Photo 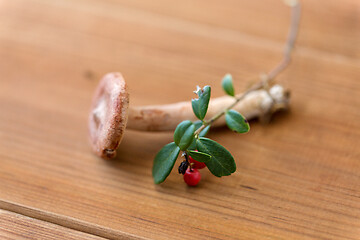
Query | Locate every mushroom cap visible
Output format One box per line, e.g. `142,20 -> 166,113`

88,73 -> 129,159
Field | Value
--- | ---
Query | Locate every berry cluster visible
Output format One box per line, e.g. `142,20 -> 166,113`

178,151 -> 204,186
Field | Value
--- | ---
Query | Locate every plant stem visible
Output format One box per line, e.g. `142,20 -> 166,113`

195,1 -> 301,136
267,0 -> 301,81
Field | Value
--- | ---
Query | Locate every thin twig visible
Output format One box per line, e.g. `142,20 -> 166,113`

195,1 -> 301,136
267,0 -> 301,81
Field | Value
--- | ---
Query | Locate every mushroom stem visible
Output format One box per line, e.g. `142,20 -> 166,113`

127,84 -> 289,131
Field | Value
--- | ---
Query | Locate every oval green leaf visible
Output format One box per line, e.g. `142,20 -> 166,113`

188,150 -> 211,163
222,74 -> 235,97
173,120 -> 195,150
152,142 -> 180,184
225,110 -> 250,133
191,86 -> 211,120
196,137 -> 236,177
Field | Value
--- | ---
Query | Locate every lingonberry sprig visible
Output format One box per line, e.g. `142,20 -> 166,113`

152,0 -> 301,185
152,75 -> 250,185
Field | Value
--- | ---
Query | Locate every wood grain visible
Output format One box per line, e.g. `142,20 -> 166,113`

0,0 -> 359,239
0,209 -> 106,240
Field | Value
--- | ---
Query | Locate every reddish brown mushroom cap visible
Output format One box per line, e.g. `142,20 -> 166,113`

88,73 -> 129,159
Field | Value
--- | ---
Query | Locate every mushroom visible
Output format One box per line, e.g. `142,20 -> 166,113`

89,72 -> 290,159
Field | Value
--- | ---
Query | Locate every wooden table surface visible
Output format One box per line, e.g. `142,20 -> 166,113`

0,0 -> 359,239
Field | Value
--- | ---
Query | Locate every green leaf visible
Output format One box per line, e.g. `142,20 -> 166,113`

199,125 -> 210,137
188,139 -> 197,151
152,142 -> 180,184
222,74 -> 235,97
193,120 -> 202,130
188,121 -> 211,150
173,120 -> 195,150
225,110 -> 250,133
196,137 -> 236,177
188,150 -> 211,163
191,86 -> 211,120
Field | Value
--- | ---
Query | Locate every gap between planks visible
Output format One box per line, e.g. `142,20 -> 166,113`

0,199 -> 145,240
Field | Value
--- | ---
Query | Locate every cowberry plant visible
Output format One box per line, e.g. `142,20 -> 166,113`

152,74 -> 250,184
152,0 -> 301,185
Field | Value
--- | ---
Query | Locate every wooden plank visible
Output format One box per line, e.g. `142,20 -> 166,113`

1,0 -> 359,58
0,0 -> 359,239
0,209 -> 106,240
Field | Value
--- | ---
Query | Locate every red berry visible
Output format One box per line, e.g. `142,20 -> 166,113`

183,168 -> 201,186
189,155 -> 206,169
